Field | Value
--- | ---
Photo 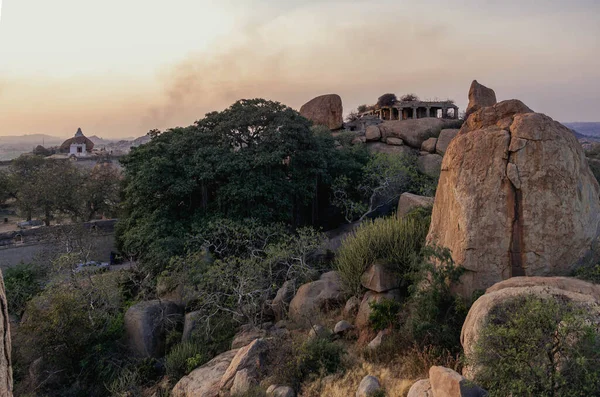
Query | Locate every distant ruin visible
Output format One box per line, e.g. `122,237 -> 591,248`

361,100 -> 459,121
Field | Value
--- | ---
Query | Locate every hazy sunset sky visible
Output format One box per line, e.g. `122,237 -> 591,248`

0,0 -> 599,138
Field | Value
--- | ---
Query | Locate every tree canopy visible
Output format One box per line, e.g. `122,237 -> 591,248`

117,99 -> 369,271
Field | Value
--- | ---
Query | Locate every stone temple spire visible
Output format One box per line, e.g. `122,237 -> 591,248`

75,128 -> 84,137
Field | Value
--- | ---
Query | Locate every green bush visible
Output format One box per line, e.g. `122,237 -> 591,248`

335,216 -> 429,296
470,295 -> 600,397
276,337 -> 346,390
575,264 -> 600,283
3,262 -> 45,317
165,341 -> 207,380
369,298 -> 401,331
402,246 -> 469,353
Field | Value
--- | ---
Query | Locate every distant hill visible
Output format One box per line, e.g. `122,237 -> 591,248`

0,134 -> 66,161
565,122 -> 600,138
0,134 -> 65,146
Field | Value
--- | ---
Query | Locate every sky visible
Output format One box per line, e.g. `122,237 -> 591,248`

0,0 -> 599,139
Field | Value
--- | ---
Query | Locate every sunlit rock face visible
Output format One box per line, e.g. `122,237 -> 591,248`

427,98 -> 600,296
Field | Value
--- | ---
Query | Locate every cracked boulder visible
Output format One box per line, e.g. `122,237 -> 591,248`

427,98 -> 600,296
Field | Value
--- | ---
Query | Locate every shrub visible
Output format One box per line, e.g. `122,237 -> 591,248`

377,93 -> 397,108
276,337 -> 346,390
335,216 -> 429,296
470,295 -> 600,397
575,264 -> 600,283
399,93 -> 419,102
165,341 -> 207,380
4,262 -> 45,317
402,246 -> 469,353
369,298 -> 401,331
357,104 -> 368,113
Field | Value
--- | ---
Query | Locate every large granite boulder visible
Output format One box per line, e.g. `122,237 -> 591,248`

367,142 -> 415,157
267,385 -> 296,397
421,138 -> 437,153
182,311 -> 202,341
378,118 -> 449,149
465,80 -> 497,118
0,272 -> 12,396
220,338 -> 267,391
429,366 -> 487,397
461,277 -> 600,372
288,272 -> 345,325
418,154 -> 443,178
124,300 -> 183,358
356,375 -> 382,397
435,129 -> 459,156
300,94 -> 343,130
397,193 -> 434,219
407,379 -> 433,397
361,261 -> 400,293
271,280 -> 295,322
427,98 -> 600,296
366,126 -> 382,141
171,349 -> 239,397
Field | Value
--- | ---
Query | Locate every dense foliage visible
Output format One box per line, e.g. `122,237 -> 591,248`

3,262 -> 45,318
377,93 -> 397,108
5,155 -> 120,225
470,295 -> 600,396
13,261 -> 130,397
117,100 -> 370,273
160,218 -> 326,328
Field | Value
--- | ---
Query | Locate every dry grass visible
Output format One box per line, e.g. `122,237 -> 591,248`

301,360 -> 414,397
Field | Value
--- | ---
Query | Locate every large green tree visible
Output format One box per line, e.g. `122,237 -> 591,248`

117,99 -> 368,271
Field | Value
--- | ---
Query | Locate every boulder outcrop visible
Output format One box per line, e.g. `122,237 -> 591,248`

356,375 -> 382,397
429,366 -> 487,397
417,154 -> 442,178
397,193 -> 434,219
421,138 -> 437,153
435,129 -> 459,156
378,118 -> 448,149
124,300 -> 183,358
220,339 -> 267,391
407,379 -> 433,397
300,94 -> 343,130
171,349 -> 239,397
465,80 -> 497,118
427,97 -> 600,296
461,277 -> 600,370
360,261 -> 400,293
288,272 -> 345,325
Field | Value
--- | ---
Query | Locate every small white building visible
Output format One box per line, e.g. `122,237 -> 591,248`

60,128 -> 94,157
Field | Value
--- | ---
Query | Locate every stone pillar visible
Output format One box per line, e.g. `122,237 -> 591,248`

398,108 -> 403,120
412,107 -> 417,119
442,107 -> 447,119
426,107 -> 431,118
455,107 -> 459,119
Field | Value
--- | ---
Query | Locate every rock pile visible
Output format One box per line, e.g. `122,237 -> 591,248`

355,261 -> 401,330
